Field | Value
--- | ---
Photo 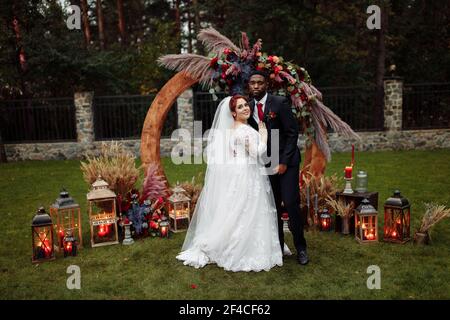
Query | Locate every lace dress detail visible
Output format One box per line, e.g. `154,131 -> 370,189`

176,124 -> 282,272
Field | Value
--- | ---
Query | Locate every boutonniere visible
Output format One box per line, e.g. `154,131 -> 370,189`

264,111 -> 277,122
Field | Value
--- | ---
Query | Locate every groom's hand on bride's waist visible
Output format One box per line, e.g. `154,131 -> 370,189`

274,164 -> 287,175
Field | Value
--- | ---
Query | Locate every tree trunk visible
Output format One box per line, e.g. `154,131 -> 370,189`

80,0 -> 91,47
96,0 -> 106,50
175,0 -> 181,51
192,0 -> 202,54
187,10 -> 192,53
116,0 -> 126,45
376,1 -> 388,128
0,130 -> 7,163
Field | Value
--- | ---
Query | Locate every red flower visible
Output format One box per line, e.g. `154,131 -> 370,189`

124,217 -> 130,224
190,284 -> 197,289
274,66 -> 282,74
281,213 -> 289,220
267,56 -> 273,62
223,48 -> 231,55
210,57 -> 219,67
300,92 -> 308,102
221,73 -> 227,79
221,63 -> 229,71
268,111 -> 277,120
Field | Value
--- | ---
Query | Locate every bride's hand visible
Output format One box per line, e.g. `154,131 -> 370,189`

258,121 -> 268,144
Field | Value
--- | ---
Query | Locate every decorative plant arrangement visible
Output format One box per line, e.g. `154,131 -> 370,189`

326,196 -> 355,235
300,171 -> 338,228
180,172 -> 204,217
80,141 -> 140,198
414,203 -> 450,245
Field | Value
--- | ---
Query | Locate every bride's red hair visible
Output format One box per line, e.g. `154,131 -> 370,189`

229,95 -> 249,117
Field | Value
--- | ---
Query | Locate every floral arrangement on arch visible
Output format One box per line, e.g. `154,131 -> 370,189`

158,27 -> 359,160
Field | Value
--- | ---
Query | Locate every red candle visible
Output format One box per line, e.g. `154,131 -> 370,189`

345,166 -> 353,179
98,224 -> 109,237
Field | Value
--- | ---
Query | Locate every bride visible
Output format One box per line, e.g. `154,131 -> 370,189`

176,95 -> 283,272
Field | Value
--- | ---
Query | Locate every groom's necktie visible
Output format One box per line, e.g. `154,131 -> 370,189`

257,102 -> 264,122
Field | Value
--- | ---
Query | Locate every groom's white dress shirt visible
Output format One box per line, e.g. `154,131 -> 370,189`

253,92 -> 268,123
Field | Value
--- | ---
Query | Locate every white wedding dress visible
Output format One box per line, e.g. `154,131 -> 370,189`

176,96 -> 283,272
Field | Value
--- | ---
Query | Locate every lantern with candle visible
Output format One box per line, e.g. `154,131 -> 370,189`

355,198 -> 378,243
87,176 -> 119,247
31,207 -> 56,263
383,190 -> 411,244
319,208 -> 332,232
62,230 -> 77,257
166,182 -> 191,232
49,189 -> 82,251
159,214 -> 170,238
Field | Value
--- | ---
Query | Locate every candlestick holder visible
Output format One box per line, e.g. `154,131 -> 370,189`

122,221 -> 134,245
343,177 -> 354,194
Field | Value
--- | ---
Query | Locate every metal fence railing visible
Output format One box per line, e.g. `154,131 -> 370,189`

320,85 -> 384,132
193,86 -> 384,133
403,83 -> 450,129
93,95 -> 178,140
0,97 -> 76,143
193,92 -> 227,134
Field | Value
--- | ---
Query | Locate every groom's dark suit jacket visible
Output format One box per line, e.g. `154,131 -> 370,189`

248,93 -> 307,253
247,94 -> 301,167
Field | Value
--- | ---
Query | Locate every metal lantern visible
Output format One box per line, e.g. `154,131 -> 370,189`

383,190 -> 411,244
31,207 -> 55,263
159,215 -> 170,238
319,208 -> 332,232
166,183 -> 191,232
355,198 -> 378,243
87,177 -> 119,247
62,230 -> 77,257
50,189 -> 82,251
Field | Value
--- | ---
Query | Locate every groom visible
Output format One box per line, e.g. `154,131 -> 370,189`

247,70 -> 309,265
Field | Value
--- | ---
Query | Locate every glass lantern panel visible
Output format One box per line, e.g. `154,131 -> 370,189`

90,199 -> 114,217
93,223 -> 117,244
32,226 -> 53,259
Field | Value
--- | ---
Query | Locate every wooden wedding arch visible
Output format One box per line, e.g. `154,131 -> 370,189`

140,71 -> 327,183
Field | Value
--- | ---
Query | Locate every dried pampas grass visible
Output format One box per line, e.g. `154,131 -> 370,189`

80,141 -> 139,197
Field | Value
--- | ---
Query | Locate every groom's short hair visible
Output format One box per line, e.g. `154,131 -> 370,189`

249,69 -> 269,81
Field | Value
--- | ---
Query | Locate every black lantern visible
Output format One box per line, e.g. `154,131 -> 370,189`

63,230 -> 77,257
355,199 -> 378,243
159,214 -> 170,238
383,190 -> 411,244
319,208 -> 332,232
50,189 -> 82,251
31,207 -> 56,263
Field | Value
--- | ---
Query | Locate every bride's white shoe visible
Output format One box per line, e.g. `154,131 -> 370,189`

283,243 -> 292,256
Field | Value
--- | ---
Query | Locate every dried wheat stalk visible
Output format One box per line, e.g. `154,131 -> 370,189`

418,203 -> 450,233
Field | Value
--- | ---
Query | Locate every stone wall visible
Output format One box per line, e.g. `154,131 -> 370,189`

6,129 -> 450,161
4,82 -> 450,161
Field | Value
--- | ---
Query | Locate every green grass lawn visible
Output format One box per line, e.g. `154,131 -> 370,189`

1,149 -> 449,299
